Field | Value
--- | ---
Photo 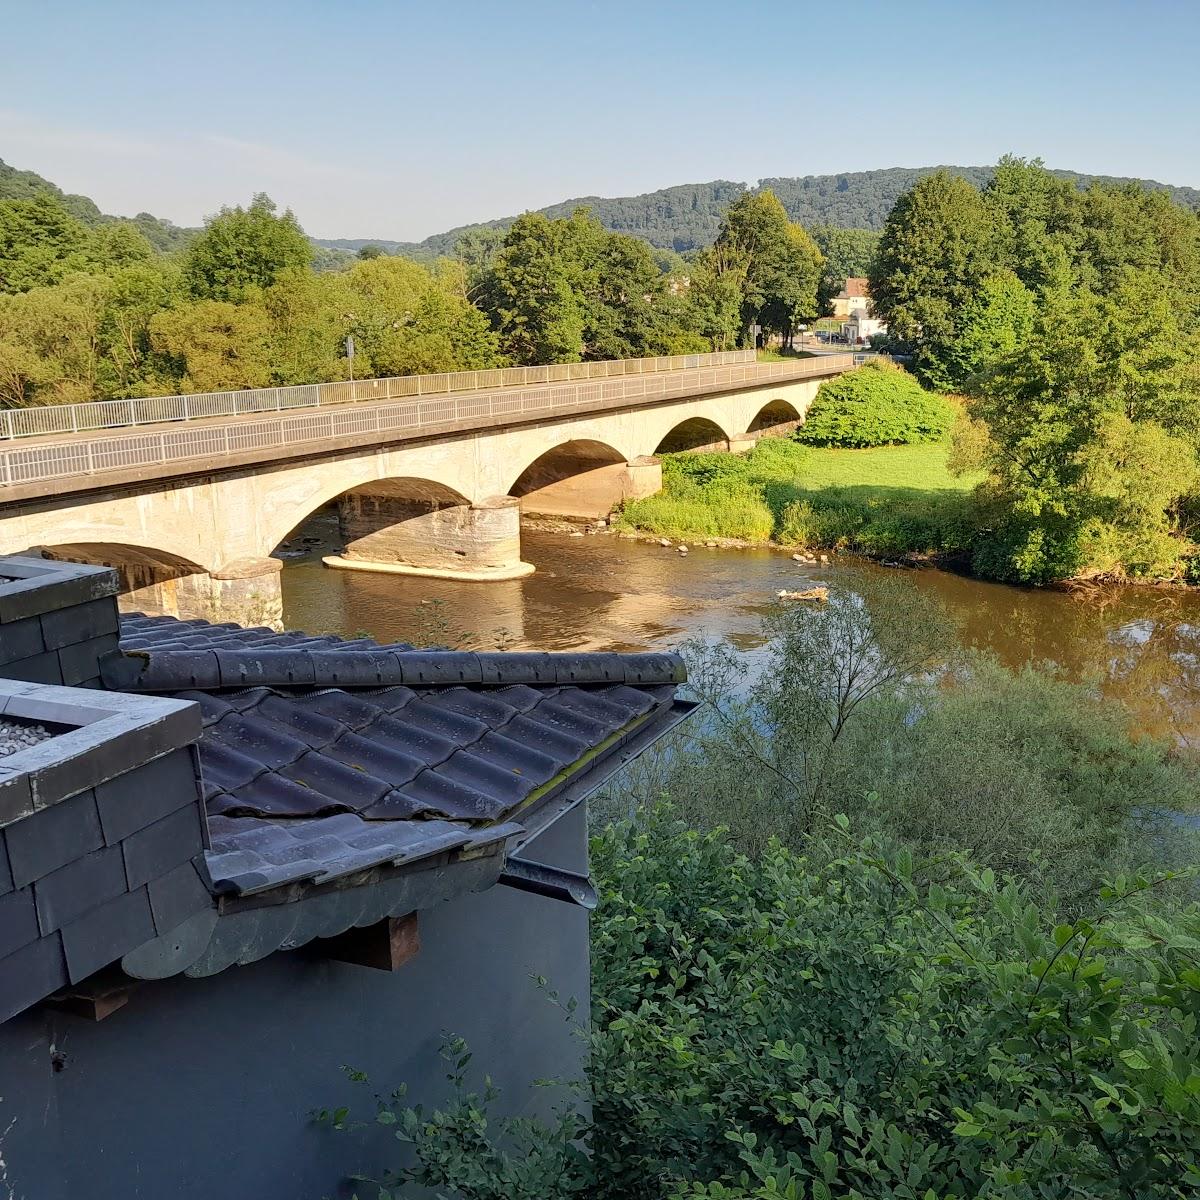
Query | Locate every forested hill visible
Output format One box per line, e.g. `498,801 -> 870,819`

6,156 -> 1198,261
317,165 -> 1200,258
0,159 -> 193,252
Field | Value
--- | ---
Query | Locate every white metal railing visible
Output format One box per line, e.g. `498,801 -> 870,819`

0,355 -> 856,490
0,350 -> 757,442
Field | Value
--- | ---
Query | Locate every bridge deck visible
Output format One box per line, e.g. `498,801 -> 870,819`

0,355 -> 856,503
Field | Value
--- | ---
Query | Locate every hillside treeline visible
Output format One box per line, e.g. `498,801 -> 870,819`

0,189 -> 828,405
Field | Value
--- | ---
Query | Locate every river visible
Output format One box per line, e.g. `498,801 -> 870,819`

280,517 -> 1200,746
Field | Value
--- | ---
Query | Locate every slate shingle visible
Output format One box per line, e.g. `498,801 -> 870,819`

112,613 -> 686,897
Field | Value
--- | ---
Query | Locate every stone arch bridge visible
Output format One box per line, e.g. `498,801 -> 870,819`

0,353 -> 855,626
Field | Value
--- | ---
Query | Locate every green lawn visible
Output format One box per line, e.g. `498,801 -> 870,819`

620,438 -> 983,557
796,442 -> 978,493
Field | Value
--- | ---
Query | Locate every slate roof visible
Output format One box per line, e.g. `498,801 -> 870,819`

106,615 -> 689,902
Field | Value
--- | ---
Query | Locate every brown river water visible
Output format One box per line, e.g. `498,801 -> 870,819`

281,519 -> 1200,747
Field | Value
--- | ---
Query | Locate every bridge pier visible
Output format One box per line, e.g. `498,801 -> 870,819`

38,549 -> 284,629
324,490 -> 533,581
129,558 -> 284,629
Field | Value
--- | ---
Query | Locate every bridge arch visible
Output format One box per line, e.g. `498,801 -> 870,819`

746,398 -> 804,436
33,541 -> 240,625
507,440 -> 637,521
653,416 -> 732,455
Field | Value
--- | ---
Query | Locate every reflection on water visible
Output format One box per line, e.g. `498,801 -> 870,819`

281,522 -> 1200,745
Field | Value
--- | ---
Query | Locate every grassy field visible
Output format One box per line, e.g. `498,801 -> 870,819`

619,438 -> 984,558
797,442 -> 977,493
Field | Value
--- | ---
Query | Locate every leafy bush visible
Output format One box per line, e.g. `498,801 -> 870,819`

611,578 -> 1199,899
337,809 -> 1200,1200
797,361 -> 956,448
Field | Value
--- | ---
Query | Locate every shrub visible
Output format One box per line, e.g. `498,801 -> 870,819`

337,810 -> 1200,1200
612,579 -> 1199,898
797,361 -> 955,448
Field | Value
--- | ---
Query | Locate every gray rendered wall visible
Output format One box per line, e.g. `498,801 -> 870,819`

0,806 -> 589,1200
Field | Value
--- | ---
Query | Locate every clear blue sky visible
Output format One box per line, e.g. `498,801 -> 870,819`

2,0 -> 1197,240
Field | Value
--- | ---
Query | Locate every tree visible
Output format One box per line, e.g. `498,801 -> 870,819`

329,255 -> 501,377
0,193 -> 90,293
943,268 -> 1036,385
481,211 -> 586,363
984,155 -> 1081,296
86,221 -> 154,272
97,257 -> 182,396
681,244 -> 746,351
263,268 -> 343,385
870,171 -> 1001,388
452,226 -> 506,302
714,190 -> 822,346
149,299 -> 273,392
577,217 -> 667,360
181,193 -> 312,302
968,270 -> 1200,583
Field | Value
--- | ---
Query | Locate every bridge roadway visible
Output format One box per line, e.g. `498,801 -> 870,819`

0,351 -> 855,628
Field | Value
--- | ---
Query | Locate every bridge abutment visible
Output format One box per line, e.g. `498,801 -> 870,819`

324,490 -> 533,581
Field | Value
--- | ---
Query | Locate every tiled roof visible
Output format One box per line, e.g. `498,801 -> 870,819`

837,277 -> 870,299
107,615 -> 688,901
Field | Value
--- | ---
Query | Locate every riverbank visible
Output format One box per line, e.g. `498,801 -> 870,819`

617,438 -> 982,564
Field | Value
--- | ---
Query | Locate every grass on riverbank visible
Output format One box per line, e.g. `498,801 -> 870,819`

619,437 -> 984,558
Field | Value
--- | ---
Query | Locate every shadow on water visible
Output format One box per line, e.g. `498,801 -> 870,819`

281,520 -> 1200,745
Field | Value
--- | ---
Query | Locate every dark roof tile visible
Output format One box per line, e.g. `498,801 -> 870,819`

277,750 -> 393,810
111,613 -> 687,896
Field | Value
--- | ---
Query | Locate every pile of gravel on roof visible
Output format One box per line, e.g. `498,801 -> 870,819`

0,719 -> 53,758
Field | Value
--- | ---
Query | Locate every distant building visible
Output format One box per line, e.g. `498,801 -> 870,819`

841,314 -> 888,345
830,278 -> 887,344
830,277 -> 871,319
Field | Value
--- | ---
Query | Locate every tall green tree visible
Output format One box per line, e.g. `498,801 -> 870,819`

149,299 -> 273,392
181,193 -> 312,302
330,255 -> 501,376
870,171 -> 1001,388
968,269 -> 1200,583
0,193 -> 90,293
984,155 -> 1081,296
714,190 -> 822,346
481,211 -> 586,363
944,268 -> 1036,385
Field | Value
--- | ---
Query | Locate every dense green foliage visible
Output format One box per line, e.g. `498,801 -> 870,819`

869,172 -> 1003,391
328,582 -> 1200,1198
339,807 -> 1200,1200
478,209 -> 687,363
180,193 -> 313,302
0,180 -> 823,397
0,157 -> 192,252
712,193 -> 822,346
797,362 -> 954,448
618,581 -> 1198,897
868,157 -> 1200,584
